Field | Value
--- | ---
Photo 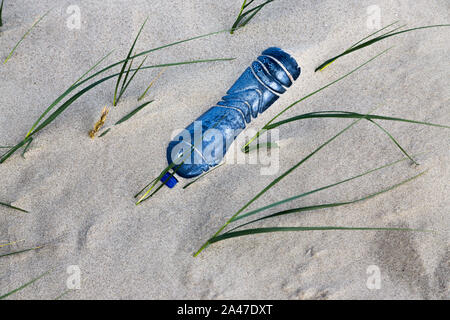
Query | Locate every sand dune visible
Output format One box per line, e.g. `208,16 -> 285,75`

0,0 -> 448,299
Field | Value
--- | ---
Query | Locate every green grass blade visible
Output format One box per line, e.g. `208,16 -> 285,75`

0,245 -> 42,258
25,50 -> 115,138
75,29 -> 229,89
381,24 -> 408,38
0,0 -> 4,27
138,67 -> 167,101
114,100 -> 154,126
231,0 -> 274,34
183,163 -> 225,189
238,9 -> 263,30
264,111 -> 450,130
240,1 -> 275,19
315,24 -> 450,72
116,55 -> 149,105
98,128 -> 111,138
209,226 -> 432,244
228,171 -> 427,232
136,149 -> 200,203
113,17 -> 148,105
367,119 -> 417,164
237,4 -> 266,29
129,29 -> 230,61
134,177 -> 159,198
244,0 -> 256,9
0,270 -> 50,300
242,48 -> 392,151
319,21 -> 401,71
0,139 -> 27,163
135,165 -> 177,203
3,8 -> 51,64
139,58 -> 234,70
21,137 -> 33,158
230,154 -> 419,222
0,201 -> 28,213
119,56 -> 135,96
243,142 -> 278,153
137,166 -> 180,203
349,21 -> 400,50
194,116 -> 364,256
54,289 -> 72,300
137,149 -> 207,203
73,50 -> 115,86
264,110 -> 448,165
231,0 -> 248,34
231,0 -> 256,34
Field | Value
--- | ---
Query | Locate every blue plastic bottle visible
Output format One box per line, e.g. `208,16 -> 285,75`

163,47 -> 301,187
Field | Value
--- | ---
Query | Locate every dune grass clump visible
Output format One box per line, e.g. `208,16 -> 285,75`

25,50 -> 116,140
190,49 -> 449,256
315,22 -> 450,72
193,115 -> 438,256
226,170 -> 428,231
0,57 -> 232,162
231,0 -> 275,34
3,8 -> 52,64
0,28 -> 234,164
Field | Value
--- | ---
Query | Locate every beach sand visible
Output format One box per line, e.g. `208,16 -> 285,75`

0,0 -> 448,299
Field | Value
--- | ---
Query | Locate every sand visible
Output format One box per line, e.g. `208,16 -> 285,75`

0,0 -> 448,300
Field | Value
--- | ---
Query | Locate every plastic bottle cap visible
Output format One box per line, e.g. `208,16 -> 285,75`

160,172 -> 178,189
